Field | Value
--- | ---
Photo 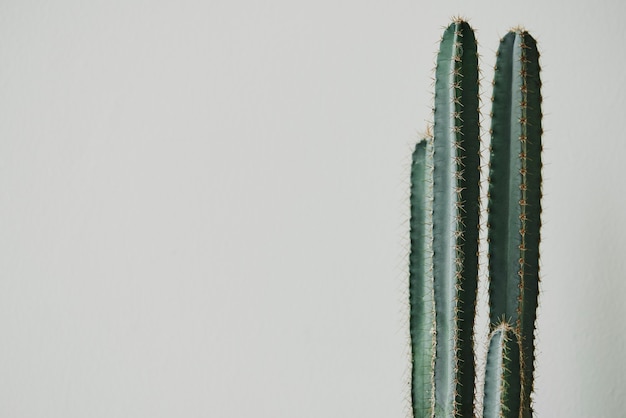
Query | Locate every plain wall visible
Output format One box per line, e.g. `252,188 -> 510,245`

1,0 -> 624,417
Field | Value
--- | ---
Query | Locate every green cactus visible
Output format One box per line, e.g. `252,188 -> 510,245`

409,136 -> 435,417
410,19 -> 481,418
485,29 -> 542,418
483,323 -> 522,418
409,22 -> 542,418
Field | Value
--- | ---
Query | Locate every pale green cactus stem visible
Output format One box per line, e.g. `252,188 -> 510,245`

483,323 -> 522,418
409,136 -> 435,418
485,29 -> 542,418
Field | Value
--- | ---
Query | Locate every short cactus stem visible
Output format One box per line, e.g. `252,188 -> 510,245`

409,137 -> 435,418
483,322 -> 522,418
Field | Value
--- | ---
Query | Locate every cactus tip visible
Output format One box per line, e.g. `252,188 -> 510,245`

451,15 -> 469,24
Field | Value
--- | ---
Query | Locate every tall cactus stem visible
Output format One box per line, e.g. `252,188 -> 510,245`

431,19 -> 481,417
487,29 -> 542,418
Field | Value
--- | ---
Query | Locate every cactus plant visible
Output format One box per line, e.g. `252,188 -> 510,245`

409,20 -> 542,418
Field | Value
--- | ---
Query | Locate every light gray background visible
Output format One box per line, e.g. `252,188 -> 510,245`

1,1 -> 624,417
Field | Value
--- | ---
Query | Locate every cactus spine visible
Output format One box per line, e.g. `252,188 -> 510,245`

409,22 -> 542,418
